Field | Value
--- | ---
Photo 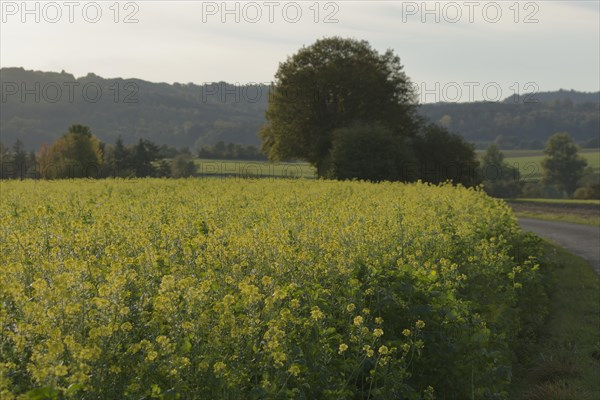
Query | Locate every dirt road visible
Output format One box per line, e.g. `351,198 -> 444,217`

518,218 -> 600,275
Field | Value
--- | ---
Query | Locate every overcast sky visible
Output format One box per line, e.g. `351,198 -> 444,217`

1,0 -> 599,102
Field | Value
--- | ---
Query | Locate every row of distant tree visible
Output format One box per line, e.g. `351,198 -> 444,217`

0,125 -> 198,180
1,124 -> 597,199
0,128 -> 274,180
479,132 -> 598,199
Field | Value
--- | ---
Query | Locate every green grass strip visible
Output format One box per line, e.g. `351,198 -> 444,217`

511,242 -> 600,400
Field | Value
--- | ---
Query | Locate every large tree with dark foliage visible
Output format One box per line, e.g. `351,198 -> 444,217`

412,123 -> 480,186
259,37 -> 481,184
329,123 -> 417,182
259,37 -> 420,177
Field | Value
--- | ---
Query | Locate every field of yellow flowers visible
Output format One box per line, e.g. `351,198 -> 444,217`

0,179 -> 545,399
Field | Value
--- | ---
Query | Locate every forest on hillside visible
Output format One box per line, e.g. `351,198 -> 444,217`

1,67 -> 599,151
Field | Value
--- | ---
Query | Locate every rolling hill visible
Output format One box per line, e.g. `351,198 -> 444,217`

1,67 -> 598,151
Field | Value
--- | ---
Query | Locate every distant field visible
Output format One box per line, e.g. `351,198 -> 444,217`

196,149 -> 600,182
501,149 -> 600,181
195,159 -> 316,179
500,148 -> 600,158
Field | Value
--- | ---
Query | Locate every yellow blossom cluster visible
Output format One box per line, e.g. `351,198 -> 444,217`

0,179 -> 542,398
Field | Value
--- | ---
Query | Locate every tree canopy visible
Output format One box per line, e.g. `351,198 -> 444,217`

329,123 -> 416,182
479,144 -> 521,198
412,123 -> 479,186
37,124 -> 103,178
259,37 -> 420,177
259,37 -> 482,183
541,132 -> 587,196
